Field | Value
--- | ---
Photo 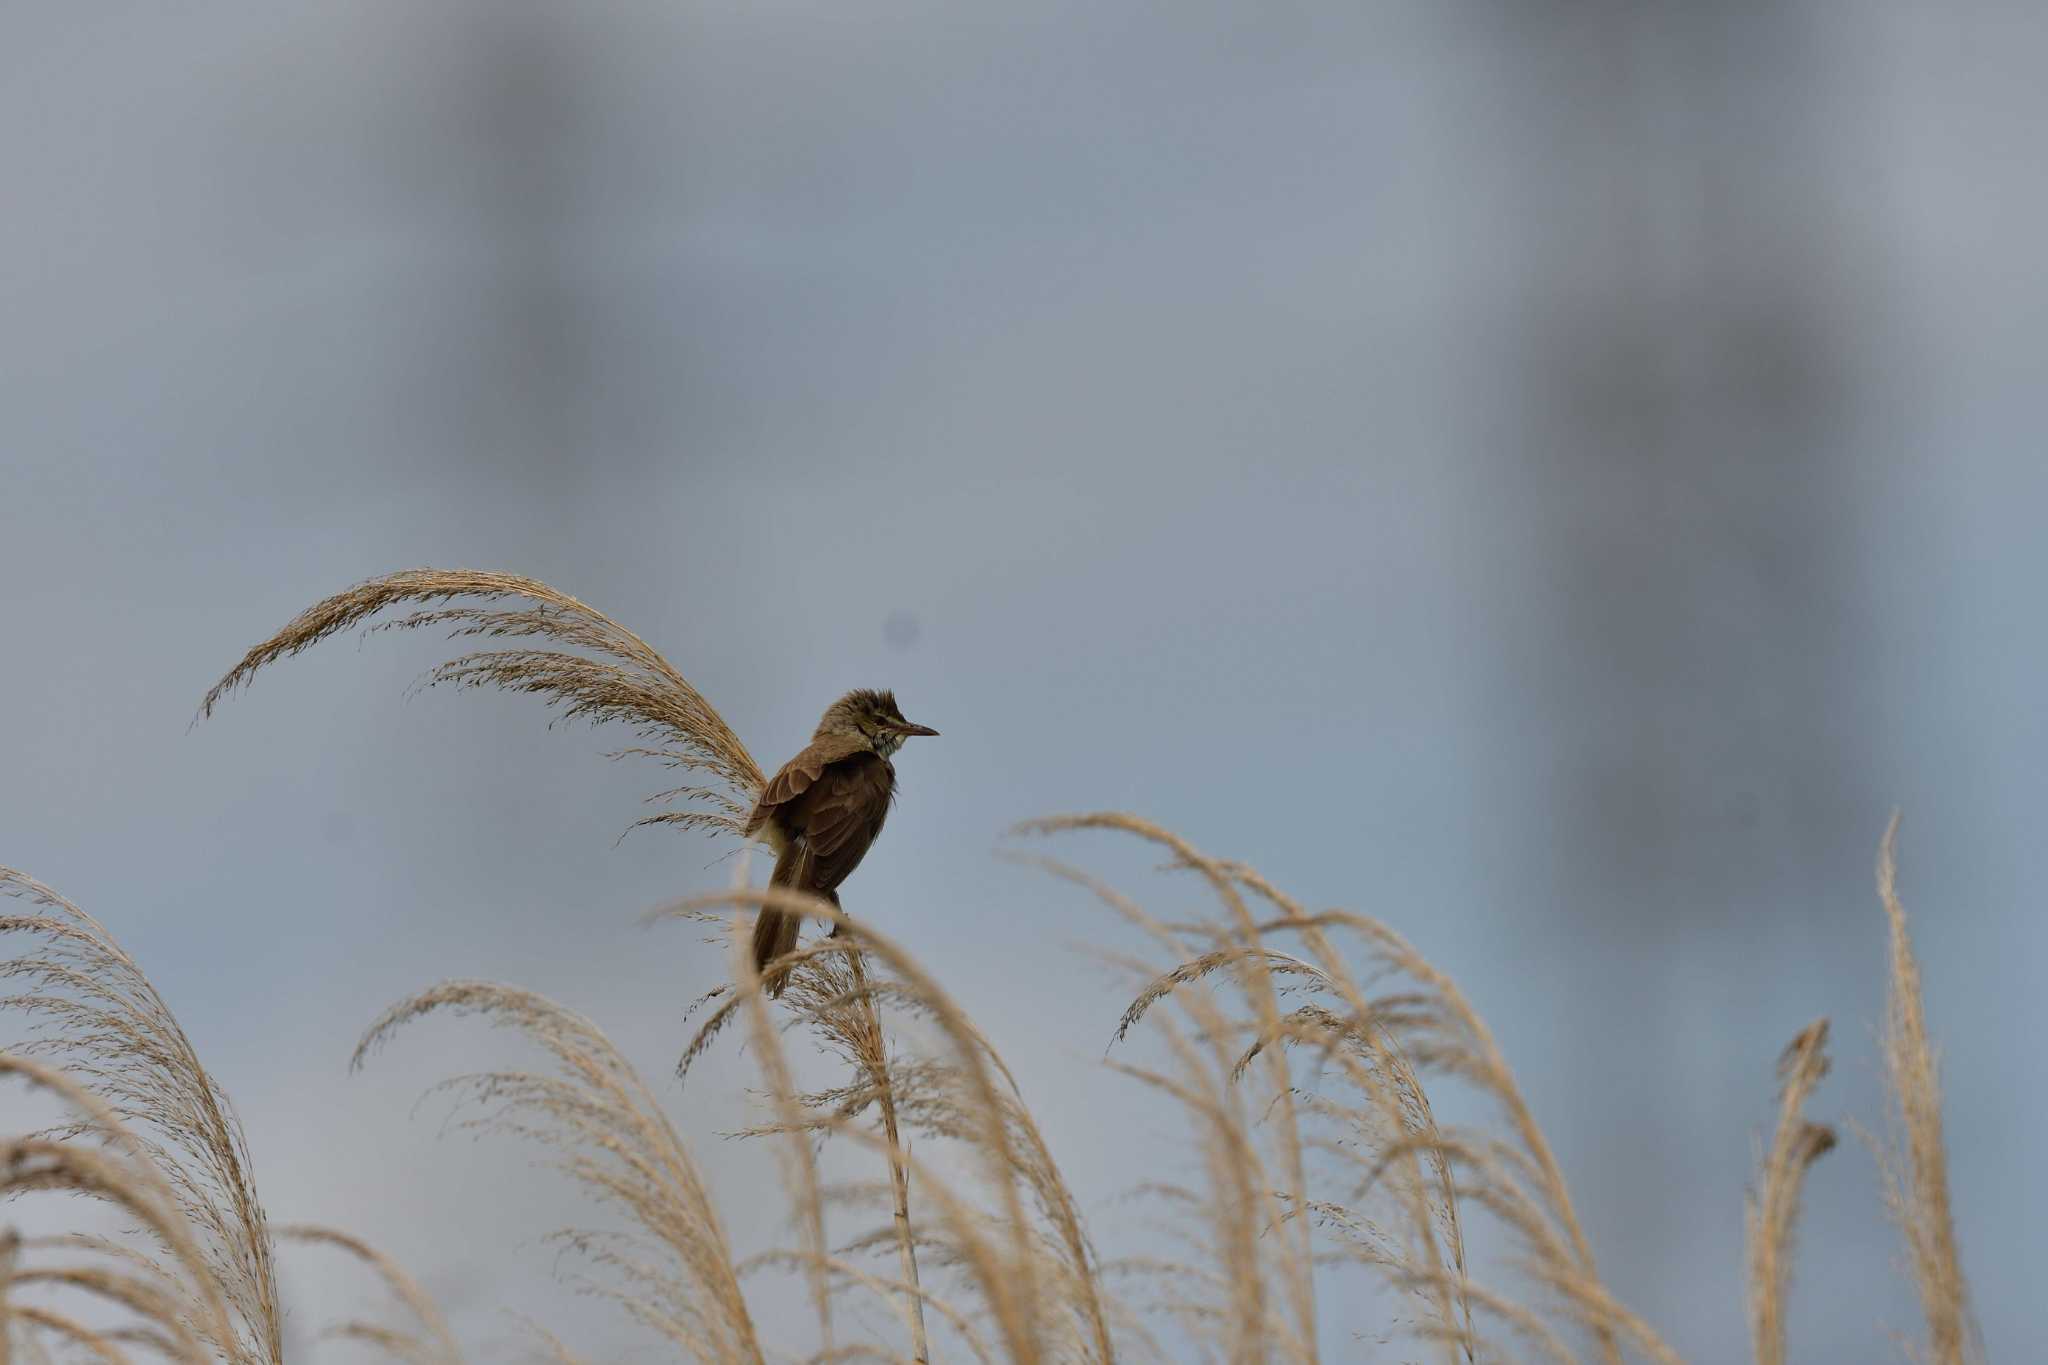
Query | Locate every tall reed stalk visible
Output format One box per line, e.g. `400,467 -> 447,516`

846,943 -> 932,1363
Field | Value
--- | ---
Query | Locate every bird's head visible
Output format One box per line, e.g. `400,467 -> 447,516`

815,688 -> 939,758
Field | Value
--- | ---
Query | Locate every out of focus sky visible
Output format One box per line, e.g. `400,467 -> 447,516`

3,2 -> 2042,1360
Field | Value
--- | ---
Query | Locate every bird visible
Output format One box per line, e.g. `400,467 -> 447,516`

746,688 -> 938,995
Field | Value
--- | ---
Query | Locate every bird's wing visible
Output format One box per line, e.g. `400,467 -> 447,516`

749,734 -> 870,833
790,753 -> 895,893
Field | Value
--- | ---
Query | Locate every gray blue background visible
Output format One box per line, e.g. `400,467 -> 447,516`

3,3 -> 2041,1359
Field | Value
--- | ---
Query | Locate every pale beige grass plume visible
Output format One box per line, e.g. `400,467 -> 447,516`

2,868 -> 276,1363
351,980 -> 763,1364
1744,1020 -> 1835,1365
1874,817 -> 1978,1365
663,883 -> 1118,1365
1,874 -> 453,1365
196,569 -> 767,840
1018,813 -> 1676,1365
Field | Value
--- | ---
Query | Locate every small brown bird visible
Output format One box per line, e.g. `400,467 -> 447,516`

746,689 -> 938,994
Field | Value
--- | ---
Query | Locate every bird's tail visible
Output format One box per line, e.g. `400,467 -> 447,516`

752,841 -> 808,997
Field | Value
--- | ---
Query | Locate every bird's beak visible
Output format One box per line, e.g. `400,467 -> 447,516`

896,721 -> 940,738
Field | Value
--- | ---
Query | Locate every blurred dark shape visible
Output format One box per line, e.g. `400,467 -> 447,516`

883,609 -> 921,652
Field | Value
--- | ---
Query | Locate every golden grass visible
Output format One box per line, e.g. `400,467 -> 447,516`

197,568 -> 767,839
664,884 -> 1119,1365
2,868 -> 274,1363
1874,818 -> 1979,1365
353,981 -> 762,1364
1016,814 -> 1675,1365
1,820 -> 1984,1365
1744,1021 -> 1834,1365
0,569 -> 1984,1362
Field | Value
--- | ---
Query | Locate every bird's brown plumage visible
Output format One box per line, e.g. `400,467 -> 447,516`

746,692 -> 934,994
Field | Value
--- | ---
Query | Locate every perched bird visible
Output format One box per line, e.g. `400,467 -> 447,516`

746,689 -> 938,994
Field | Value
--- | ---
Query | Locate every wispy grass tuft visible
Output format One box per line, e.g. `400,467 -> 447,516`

1018,813 -> 1675,1365
1,868 -> 279,1363
1745,1020 -> 1835,1365
197,568 -> 767,839
661,886 -> 1118,1365
1873,817 -> 1978,1365
352,981 -> 763,1365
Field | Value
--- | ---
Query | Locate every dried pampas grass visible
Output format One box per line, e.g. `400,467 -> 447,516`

1018,813 -> 1676,1365
1745,1020 -> 1835,1365
660,886 -> 1117,1365
1874,818 -> 1979,1365
198,568 -> 767,839
0,811 -> 1986,1365
352,981 -> 762,1365
1,868 -> 277,1363
0,564 -> 1980,1363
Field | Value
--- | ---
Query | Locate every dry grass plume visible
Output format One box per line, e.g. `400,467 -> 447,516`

1745,1020 -> 1835,1365
1874,817 -> 1978,1365
352,981 -> 763,1364
197,568 -> 767,839
2,868 -> 277,1363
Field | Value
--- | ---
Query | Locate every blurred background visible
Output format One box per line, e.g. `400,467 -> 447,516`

3,1 -> 2041,1359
